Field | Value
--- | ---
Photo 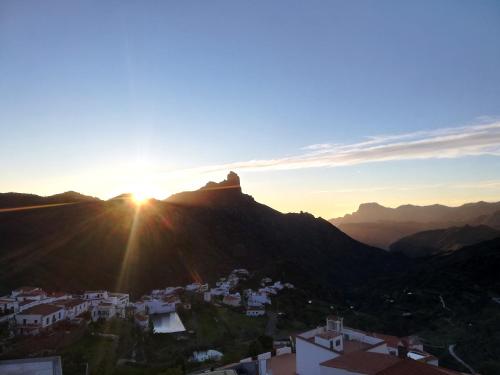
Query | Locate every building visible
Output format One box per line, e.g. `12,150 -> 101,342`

94,302 -> 116,321
0,356 -> 63,375
11,287 -> 42,298
134,313 -> 149,330
294,316 -> 455,375
107,292 -> 130,317
186,282 -> 201,292
204,291 -> 212,302
319,351 -> 459,375
83,290 -> 109,306
222,293 -> 241,307
0,297 -> 17,313
15,304 -> 65,335
246,305 -> 266,317
248,292 -> 271,306
54,298 -> 89,320
15,289 -> 47,302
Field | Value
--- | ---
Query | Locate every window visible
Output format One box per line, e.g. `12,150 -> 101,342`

336,339 -> 341,347
46,318 -> 49,324
58,312 -> 61,319
34,320 -> 37,324
23,319 -> 26,326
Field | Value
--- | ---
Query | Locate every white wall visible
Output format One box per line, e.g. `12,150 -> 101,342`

296,337 -> 338,375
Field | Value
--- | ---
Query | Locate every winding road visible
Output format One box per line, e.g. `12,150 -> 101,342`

448,344 -> 476,375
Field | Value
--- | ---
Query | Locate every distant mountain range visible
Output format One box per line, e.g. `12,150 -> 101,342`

331,201 -> 500,250
0,172 -> 393,297
389,225 -> 500,258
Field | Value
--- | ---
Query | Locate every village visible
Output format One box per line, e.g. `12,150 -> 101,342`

0,268 -> 466,375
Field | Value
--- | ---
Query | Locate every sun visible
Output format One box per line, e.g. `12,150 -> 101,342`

131,191 -> 149,206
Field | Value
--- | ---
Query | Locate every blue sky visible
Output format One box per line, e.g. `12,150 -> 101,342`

1,0 -> 500,217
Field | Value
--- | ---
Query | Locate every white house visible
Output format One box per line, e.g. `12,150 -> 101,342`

210,287 -> 229,297
191,350 -> 224,362
15,290 -> 47,302
11,287 -> 42,298
203,291 -> 212,302
94,302 -> 116,321
186,283 -> 201,292
107,292 -> 129,317
294,316 -> 445,375
54,299 -> 89,320
0,297 -> 17,313
15,304 -> 65,335
83,290 -> 109,306
248,292 -> 271,306
296,316 -> 388,375
246,306 -> 265,317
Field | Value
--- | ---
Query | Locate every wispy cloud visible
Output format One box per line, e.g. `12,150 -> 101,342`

313,180 -> 500,194
195,120 -> 500,173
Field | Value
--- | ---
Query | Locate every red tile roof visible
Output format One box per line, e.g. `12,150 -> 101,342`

316,331 -> 341,339
55,299 -> 86,308
377,360 -> 461,375
20,304 -> 63,316
320,351 -> 400,374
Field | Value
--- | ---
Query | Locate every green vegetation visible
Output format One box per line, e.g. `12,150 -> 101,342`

58,300 -> 268,375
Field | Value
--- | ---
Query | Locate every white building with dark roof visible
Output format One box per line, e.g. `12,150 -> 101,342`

15,304 -> 65,335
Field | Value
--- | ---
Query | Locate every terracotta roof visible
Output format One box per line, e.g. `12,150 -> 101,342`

19,300 -> 36,306
14,287 -> 39,293
17,290 -> 46,297
135,313 -> 148,321
316,331 -> 341,339
370,333 -> 403,348
19,304 -> 63,316
268,353 -> 296,375
320,351 -> 400,374
55,299 -> 86,308
377,359 -> 461,375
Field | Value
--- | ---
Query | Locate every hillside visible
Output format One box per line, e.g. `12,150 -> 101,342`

389,225 -> 500,257
0,191 -> 99,209
0,173 -> 394,297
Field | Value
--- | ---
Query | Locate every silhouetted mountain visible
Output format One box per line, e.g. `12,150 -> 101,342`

167,171 -> 245,207
389,225 -> 500,258
332,201 -> 500,224
0,172 -> 395,297
330,201 -> 500,248
332,221 -> 443,250
0,191 -> 99,209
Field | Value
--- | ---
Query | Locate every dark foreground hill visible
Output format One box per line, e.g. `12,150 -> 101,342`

0,173 -> 396,297
389,225 -> 500,257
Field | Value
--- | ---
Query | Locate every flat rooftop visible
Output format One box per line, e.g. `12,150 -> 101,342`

0,356 -> 62,375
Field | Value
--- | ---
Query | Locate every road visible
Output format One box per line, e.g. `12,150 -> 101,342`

448,344 -> 476,375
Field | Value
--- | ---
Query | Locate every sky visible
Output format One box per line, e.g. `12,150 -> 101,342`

1,0 -> 500,218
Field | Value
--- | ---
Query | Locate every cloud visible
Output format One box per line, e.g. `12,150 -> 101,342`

195,120 -> 500,173
313,180 -> 500,194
